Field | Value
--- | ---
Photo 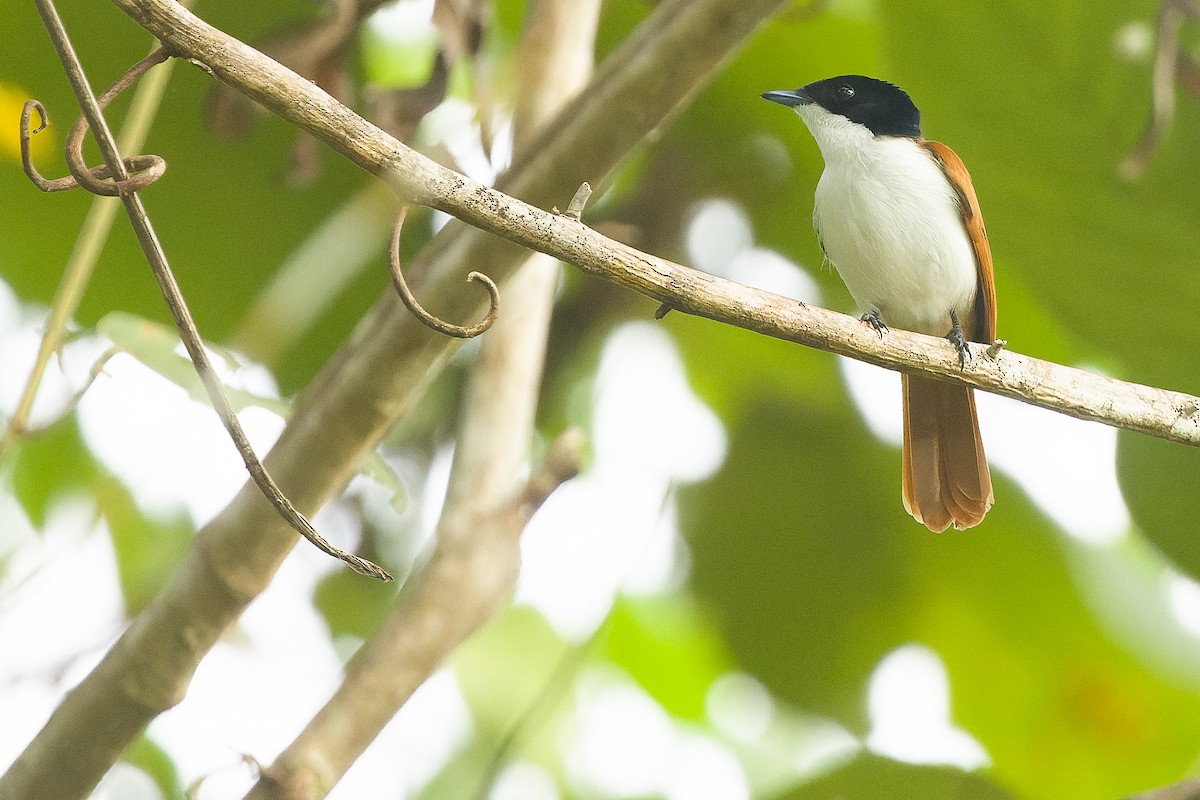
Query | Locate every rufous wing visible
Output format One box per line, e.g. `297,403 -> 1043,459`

919,139 -> 996,343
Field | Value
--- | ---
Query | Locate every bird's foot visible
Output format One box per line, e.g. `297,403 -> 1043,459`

860,309 -> 888,337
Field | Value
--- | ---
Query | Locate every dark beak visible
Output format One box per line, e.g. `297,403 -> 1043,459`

761,89 -> 810,107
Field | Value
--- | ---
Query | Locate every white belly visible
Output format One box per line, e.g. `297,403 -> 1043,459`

813,138 -> 978,336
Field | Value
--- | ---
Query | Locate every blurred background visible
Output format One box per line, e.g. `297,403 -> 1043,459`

3,0 -> 1200,798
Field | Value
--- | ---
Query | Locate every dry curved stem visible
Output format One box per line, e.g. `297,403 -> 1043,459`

22,101 -> 164,193
24,0 -> 390,582
21,49 -> 170,195
1120,0 -> 1200,180
389,205 -> 499,338
1,31 -> 184,466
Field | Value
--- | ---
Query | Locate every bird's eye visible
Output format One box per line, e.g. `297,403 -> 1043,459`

837,84 -> 855,99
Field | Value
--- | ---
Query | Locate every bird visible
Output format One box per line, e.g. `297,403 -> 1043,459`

762,75 -> 995,531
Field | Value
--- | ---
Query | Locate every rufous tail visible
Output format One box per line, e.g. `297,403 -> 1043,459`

901,374 -> 993,531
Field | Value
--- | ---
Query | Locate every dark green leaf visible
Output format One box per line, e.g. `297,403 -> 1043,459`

1118,431 -> 1200,580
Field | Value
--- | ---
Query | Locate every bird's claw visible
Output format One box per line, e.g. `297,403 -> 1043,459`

860,309 -> 888,337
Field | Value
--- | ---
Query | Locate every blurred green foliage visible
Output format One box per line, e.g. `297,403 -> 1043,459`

3,0 -> 1200,798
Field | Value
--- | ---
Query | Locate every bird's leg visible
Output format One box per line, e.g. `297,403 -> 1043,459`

947,309 -> 971,369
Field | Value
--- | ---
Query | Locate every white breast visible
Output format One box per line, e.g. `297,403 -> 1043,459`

798,108 -> 979,336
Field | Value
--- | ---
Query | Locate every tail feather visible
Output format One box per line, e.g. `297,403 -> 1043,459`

901,375 -> 993,531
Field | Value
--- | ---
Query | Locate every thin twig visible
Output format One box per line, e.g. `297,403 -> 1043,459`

389,205 -> 499,338
1120,0 -> 1200,180
474,456 -> 661,800
564,181 -> 592,220
13,346 -> 121,438
470,626 -> 598,800
28,0 -> 389,581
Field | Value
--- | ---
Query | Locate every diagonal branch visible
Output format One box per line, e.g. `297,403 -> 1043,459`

103,0 -> 1200,447
1127,777 -> 1200,800
0,2 -> 797,799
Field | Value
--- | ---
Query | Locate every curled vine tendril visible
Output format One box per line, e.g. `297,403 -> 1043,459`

389,205 -> 500,338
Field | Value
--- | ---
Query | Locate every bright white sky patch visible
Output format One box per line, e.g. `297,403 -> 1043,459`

489,761 -> 560,800
0,498 -> 124,773
839,357 -> 1130,543
148,562 -> 345,794
566,668 -> 749,800
0,319 -> 95,430
421,99 -> 505,185
706,672 -> 774,744
866,644 -> 989,769
366,0 -> 436,45
706,671 -> 859,788
0,677 -> 57,776
1167,572 -> 1200,639
149,549 -> 472,800
331,669 -> 473,799
418,443 -> 456,548
1113,20 -> 1153,63
663,733 -> 751,800
687,199 -> 754,275
75,351 -> 285,528
566,671 -> 678,797
0,497 -> 123,675
93,762 -> 164,800
0,279 -> 20,336
727,247 -> 821,303
516,323 -> 725,639
686,198 -> 821,304
591,323 -> 726,482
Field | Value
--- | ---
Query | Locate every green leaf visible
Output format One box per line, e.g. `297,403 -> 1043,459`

783,752 -> 1018,800
6,415 -> 99,528
905,513 -> 1200,800
99,475 -> 193,614
122,733 -> 186,800
97,312 -> 290,416
312,564 -> 400,641
882,0 -> 1200,390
